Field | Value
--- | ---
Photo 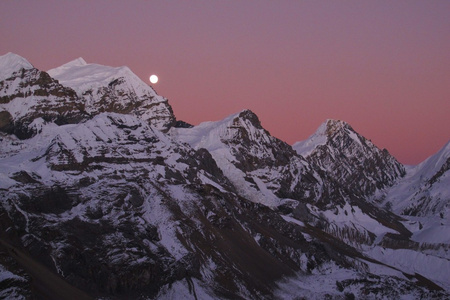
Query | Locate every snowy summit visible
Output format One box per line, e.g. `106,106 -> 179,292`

0,52 -> 33,81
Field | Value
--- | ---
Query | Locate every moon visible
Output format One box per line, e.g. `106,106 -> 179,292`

149,75 -> 158,84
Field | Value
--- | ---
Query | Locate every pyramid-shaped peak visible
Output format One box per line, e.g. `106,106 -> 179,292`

234,109 -> 263,129
324,119 -> 353,136
238,109 -> 258,120
0,52 -> 34,81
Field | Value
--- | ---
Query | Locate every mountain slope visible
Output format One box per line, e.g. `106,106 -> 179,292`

171,109 -> 326,207
172,111 -> 410,236
0,53 -> 449,299
171,110 -> 450,293
294,119 -> 406,200
0,52 -> 33,81
383,141 -> 450,218
293,119 -> 450,291
0,54 -> 86,139
48,58 -> 175,131
0,112 -> 365,299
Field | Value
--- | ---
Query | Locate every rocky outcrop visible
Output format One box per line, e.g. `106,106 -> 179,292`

0,67 -> 87,138
48,58 -> 176,132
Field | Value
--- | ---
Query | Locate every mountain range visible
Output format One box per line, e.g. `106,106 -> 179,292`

0,52 -> 448,299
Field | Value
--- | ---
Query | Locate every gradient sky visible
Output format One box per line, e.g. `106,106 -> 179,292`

1,1 -> 449,165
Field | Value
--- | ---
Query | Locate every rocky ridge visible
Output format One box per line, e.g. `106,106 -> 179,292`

0,53 -> 449,299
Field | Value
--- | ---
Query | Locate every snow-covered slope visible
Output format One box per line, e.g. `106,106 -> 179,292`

0,52 -> 33,81
48,58 -> 175,131
171,109 -> 324,207
0,54 -> 85,139
292,120 -> 329,157
1,53 -> 449,299
384,141 -> 450,218
1,112 -> 382,299
172,111 -> 420,256
374,140 -> 450,258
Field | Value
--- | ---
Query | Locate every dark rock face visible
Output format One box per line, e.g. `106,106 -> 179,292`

0,68 -> 87,138
212,110 -> 326,204
81,78 -> 176,131
223,110 -> 295,171
303,120 -> 406,199
174,120 -> 193,128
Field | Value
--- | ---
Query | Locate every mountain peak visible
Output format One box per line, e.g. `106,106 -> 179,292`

54,57 -> 87,69
292,119 -> 352,157
236,109 -> 263,129
48,59 -> 139,95
324,119 -> 352,136
0,52 -> 34,81
47,57 -> 175,131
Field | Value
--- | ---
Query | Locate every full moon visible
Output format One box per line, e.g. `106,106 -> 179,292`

149,75 -> 158,84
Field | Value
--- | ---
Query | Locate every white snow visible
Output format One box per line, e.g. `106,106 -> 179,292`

383,140 -> 450,218
366,246 -> 450,291
292,122 -> 328,157
141,190 -> 189,260
275,264 -> 357,299
281,215 -> 305,227
47,58 -> 157,98
0,52 -> 33,81
47,57 -> 173,130
400,216 -> 450,247
314,202 -> 398,237
0,265 -> 26,283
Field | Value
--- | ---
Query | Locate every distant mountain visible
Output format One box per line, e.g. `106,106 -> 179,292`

294,119 -> 405,199
0,53 -> 448,299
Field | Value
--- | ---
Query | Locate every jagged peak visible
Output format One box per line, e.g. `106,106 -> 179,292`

293,119 -> 360,157
235,109 -> 263,128
324,119 -> 352,136
238,108 -> 256,117
0,52 -> 34,81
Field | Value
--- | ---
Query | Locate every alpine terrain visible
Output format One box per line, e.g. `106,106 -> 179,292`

0,52 -> 449,299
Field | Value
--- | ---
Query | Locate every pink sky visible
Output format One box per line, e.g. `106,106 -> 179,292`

1,1 -> 449,165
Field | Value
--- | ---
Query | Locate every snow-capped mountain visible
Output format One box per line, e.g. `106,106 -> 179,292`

0,52 -> 33,81
294,119 -> 405,199
0,53 -> 86,139
0,53 -> 449,299
48,57 -> 175,131
383,140 -> 450,218
171,109 -> 450,295
171,110 -> 324,207
291,119 -> 450,292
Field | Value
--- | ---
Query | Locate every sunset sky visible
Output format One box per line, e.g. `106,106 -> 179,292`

1,1 -> 449,165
